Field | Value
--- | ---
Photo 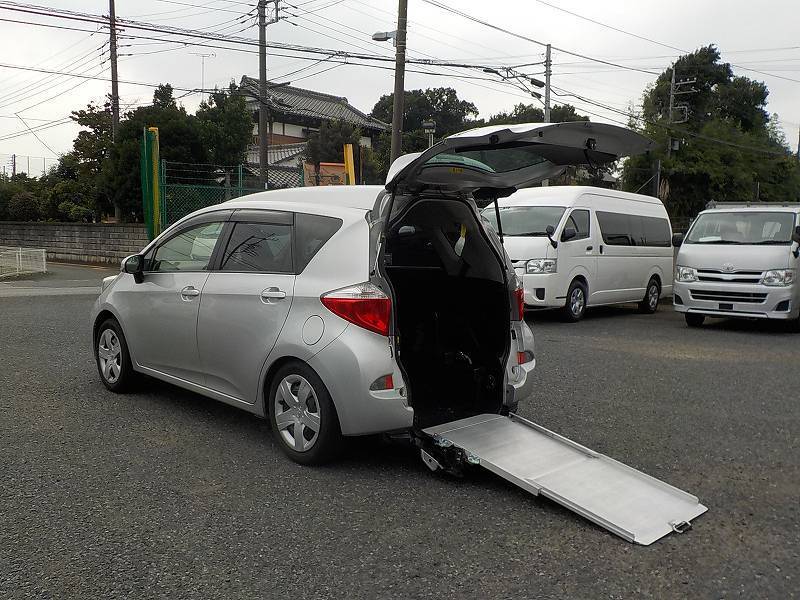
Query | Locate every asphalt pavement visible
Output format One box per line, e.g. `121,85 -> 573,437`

1,266 -> 798,599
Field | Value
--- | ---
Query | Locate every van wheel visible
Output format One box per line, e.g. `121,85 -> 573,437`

685,313 -> 705,328
562,280 -> 588,322
267,361 -> 342,465
94,318 -> 135,392
639,278 -> 660,314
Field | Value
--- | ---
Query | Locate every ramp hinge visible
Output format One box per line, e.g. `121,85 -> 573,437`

670,520 -> 692,534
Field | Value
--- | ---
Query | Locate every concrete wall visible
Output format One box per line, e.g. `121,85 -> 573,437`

0,222 -> 150,265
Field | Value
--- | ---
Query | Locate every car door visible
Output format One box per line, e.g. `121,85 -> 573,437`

196,209 -> 296,403
558,208 -> 595,300
121,216 -> 227,384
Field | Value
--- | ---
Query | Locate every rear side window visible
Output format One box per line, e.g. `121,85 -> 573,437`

295,213 -> 343,272
641,216 -> 671,247
597,211 -> 670,247
221,222 -> 293,273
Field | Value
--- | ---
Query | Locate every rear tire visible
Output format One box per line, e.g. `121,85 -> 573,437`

685,313 -> 705,328
561,279 -> 588,322
267,361 -> 342,465
94,318 -> 135,392
639,278 -> 661,314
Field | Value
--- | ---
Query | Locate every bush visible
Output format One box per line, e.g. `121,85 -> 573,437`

7,191 -> 41,221
57,201 -> 93,222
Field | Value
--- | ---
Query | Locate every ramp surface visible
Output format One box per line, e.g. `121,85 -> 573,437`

424,413 -> 707,545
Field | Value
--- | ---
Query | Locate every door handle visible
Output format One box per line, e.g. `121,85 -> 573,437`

599,244 -> 604,254
261,287 -> 287,302
586,245 -> 593,252
180,286 -> 201,300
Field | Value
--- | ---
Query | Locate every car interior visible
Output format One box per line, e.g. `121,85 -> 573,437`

383,197 -> 510,429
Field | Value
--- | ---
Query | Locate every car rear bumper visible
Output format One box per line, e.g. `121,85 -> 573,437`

673,280 -> 799,319
308,325 -> 413,436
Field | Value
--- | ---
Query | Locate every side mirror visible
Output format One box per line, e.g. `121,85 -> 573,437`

122,254 -> 144,284
561,227 -> 577,242
672,233 -> 684,247
792,226 -> 800,258
545,224 -> 558,249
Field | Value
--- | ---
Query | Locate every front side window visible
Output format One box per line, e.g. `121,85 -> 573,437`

482,205 -> 566,237
150,221 -> 224,272
221,222 -> 293,273
564,209 -> 590,241
685,211 -> 796,245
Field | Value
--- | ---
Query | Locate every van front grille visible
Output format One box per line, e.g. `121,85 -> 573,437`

696,269 -> 763,284
689,289 -> 768,303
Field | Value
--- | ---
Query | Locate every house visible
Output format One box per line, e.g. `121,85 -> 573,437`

238,76 -> 388,166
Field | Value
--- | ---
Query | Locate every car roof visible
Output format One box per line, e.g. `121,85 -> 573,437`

496,186 -> 664,207
699,205 -> 800,214
220,185 -> 383,214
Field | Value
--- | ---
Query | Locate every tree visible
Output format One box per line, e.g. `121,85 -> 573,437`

196,82 -> 253,165
304,120 -> 381,184
622,45 -> 800,218
486,102 -> 588,126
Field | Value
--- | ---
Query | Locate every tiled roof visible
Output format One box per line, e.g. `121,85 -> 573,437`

240,76 -> 388,132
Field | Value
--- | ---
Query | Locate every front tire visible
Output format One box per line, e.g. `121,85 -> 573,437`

561,279 -> 588,322
267,361 -> 342,465
95,318 -> 135,392
639,278 -> 661,314
685,313 -> 705,328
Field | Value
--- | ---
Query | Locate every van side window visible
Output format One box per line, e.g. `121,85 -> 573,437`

597,211 -> 634,246
564,210 -> 590,241
641,216 -> 671,247
220,222 -> 293,273
597,211 -> 671,247
295,213 -> 343,273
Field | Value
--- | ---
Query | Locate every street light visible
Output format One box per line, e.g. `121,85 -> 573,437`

372,30 -> 397,46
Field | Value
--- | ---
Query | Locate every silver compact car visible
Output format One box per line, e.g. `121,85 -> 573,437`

91,122 -> 651,464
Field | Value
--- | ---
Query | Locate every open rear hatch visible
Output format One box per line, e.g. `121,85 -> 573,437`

385,121 -> 654,198
377,123 -> 706,544
424,414 -> 707,545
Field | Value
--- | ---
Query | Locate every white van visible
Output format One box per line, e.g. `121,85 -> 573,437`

482,186 -> 674,321
673,203 -> 800,329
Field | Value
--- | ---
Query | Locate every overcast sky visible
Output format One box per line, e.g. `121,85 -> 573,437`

1,0 -> 798,176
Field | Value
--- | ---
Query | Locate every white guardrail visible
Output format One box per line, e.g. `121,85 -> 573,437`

0,247 -> 47,278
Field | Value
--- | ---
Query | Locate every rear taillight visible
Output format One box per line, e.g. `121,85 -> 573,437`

321,282 -> 391,336
513,281 -> 525,320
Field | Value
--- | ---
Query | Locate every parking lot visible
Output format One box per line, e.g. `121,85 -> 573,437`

1,264 -> 798,599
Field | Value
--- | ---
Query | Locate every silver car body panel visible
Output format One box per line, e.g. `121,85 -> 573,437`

425,413 -> 707,545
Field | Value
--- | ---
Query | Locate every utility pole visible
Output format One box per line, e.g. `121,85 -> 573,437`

109,0 -> 121,219
666,67 -> 696,159
258,0 -> 269,188
11,153 -> 15,176
390,0 -> 408,163
543,44 -> 551,123
541,43 -> 552,187
796,128 -> 799,161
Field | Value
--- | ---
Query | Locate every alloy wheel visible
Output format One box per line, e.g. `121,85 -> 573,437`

570,287 -> 585,317
274,374 -> 321,452
97,328 -> 122,384
648,284 -> 659,310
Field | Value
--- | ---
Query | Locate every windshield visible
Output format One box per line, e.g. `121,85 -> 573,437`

685,211 -> 796,245
482,205 -> 566,236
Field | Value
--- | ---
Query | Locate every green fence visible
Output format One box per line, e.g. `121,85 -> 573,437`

158,161 -> 304,229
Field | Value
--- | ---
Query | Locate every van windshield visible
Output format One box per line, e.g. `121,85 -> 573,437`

482,205 -> 565,236
685,211 -> 796,245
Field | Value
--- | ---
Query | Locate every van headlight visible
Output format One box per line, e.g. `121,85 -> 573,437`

675,266 -> 697,282
761,269 -> 794,287
526,259 -> 557,274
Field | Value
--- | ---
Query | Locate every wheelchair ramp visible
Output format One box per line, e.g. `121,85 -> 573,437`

424,413 -> 707,545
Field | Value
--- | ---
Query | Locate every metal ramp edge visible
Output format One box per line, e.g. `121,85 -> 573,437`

424,413 -> 708,545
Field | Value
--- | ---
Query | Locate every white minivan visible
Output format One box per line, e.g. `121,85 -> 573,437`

483,187 -> 674,321
673,203 -> 800,329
